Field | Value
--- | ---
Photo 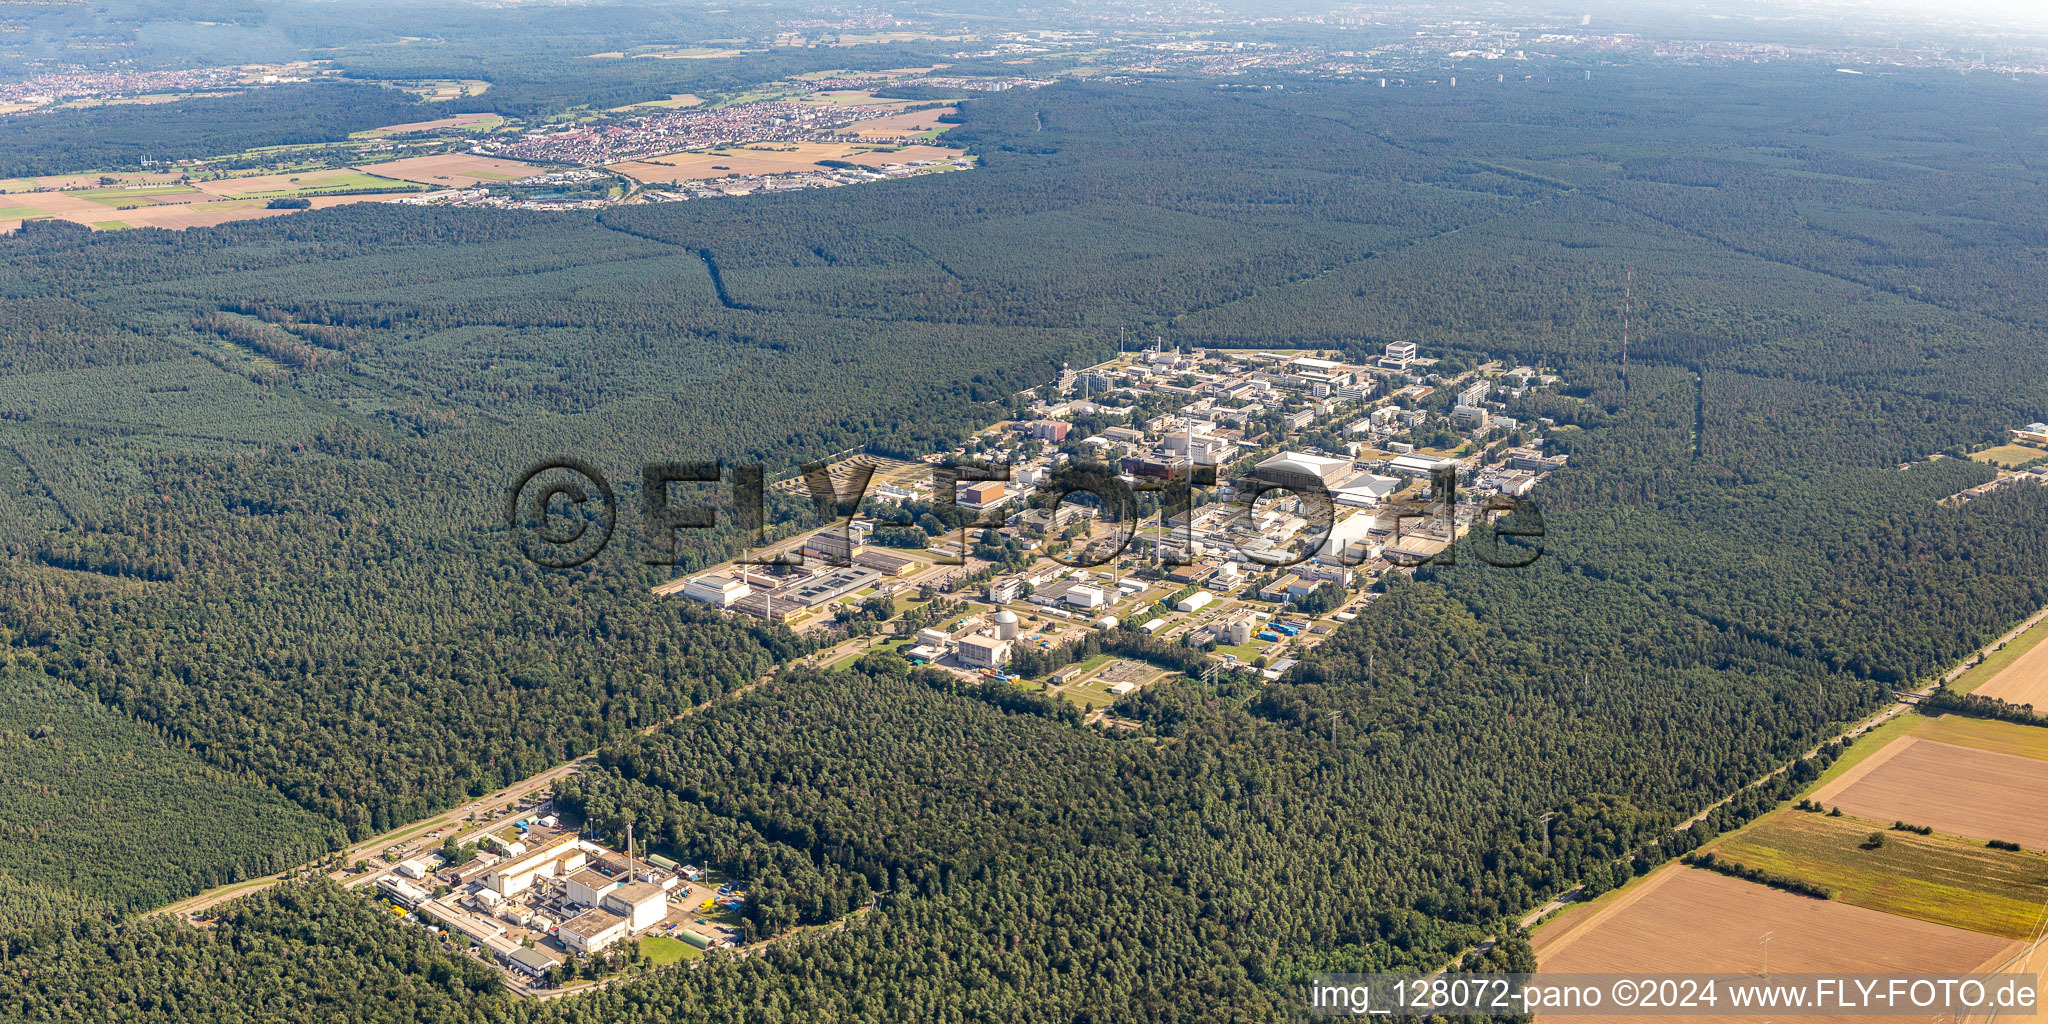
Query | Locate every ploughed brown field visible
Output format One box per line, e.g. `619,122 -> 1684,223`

1534,866 -> 2017,1024
1973,624 -> 2048,710
1815,737 -> 2048,849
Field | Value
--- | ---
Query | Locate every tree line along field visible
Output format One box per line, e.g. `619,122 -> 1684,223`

1809,731 -> 2048,850
1533,710 -> 2048,996
1533,866 -> 2016,1024
1967,615 -> 2048,709
2,66 -> 2048,1019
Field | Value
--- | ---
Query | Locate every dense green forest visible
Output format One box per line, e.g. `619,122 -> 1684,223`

0,84 -> 427,177
0,63 -> 2045,1020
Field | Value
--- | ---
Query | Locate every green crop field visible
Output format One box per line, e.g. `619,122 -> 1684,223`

1712,810 -> 2048,939
235,171 -> 418,198
1911,714 -> 2048,763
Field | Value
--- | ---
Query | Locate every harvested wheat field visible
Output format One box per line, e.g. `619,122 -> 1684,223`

1973,623 -> 2048,710
1,171 -> 189,192
1535,866 -> 2016,1023
1812,736 -> 2048,848
355,154 -> 537,187
1,192 -> 401,233
846,107 -> 956,139
614,143 -> 962,183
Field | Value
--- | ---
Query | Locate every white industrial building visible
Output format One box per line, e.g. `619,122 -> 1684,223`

507,945 -> 562,979
564,866 -> 620,908
558,908 -> 631,955
682,573 -> 751,607
483,836 -> 589,897
601,881 -> 669,932
1175,591 -> 1213,613
957,634 -> 1011,670
1250,451 -> 1352,492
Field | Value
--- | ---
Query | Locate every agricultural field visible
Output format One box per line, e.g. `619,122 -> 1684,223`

355,153 -> 539,187
845,107 -> 958,141
1810,736 -> 2048,849
359,112 -> 503,137
1953,617 -> 2048,696
1709,810 -> 2048,938
612,142 -> 962,182
0,190 -> 409,232
190,169 -> 416,199
1966,619 -> 2048,708
610,94 -> 705,111
1910,714 -> 2048,762
798,90 -> 913,108
0,170 -> 190,192
1535,866 -> 2016,1021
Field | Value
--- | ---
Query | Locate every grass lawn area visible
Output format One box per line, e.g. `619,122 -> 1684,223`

1045,652 -> 1110,682
637,935 -> 703,967
1058,663 -> 1157,710
91,220 -> 130,230
1969,444 -> 2048,469
0,205 -> 49,219
1710,809 -> 2048,939
1059,674 -> 1123,710
1214,641 -> 1272,663
1951,618 -> 2048,695
825,641 -> 898,671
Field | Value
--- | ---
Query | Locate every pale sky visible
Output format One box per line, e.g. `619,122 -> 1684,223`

1857,0 -> 2048,30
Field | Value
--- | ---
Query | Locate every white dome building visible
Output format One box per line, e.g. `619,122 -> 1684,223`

994,609 -> 1020,640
